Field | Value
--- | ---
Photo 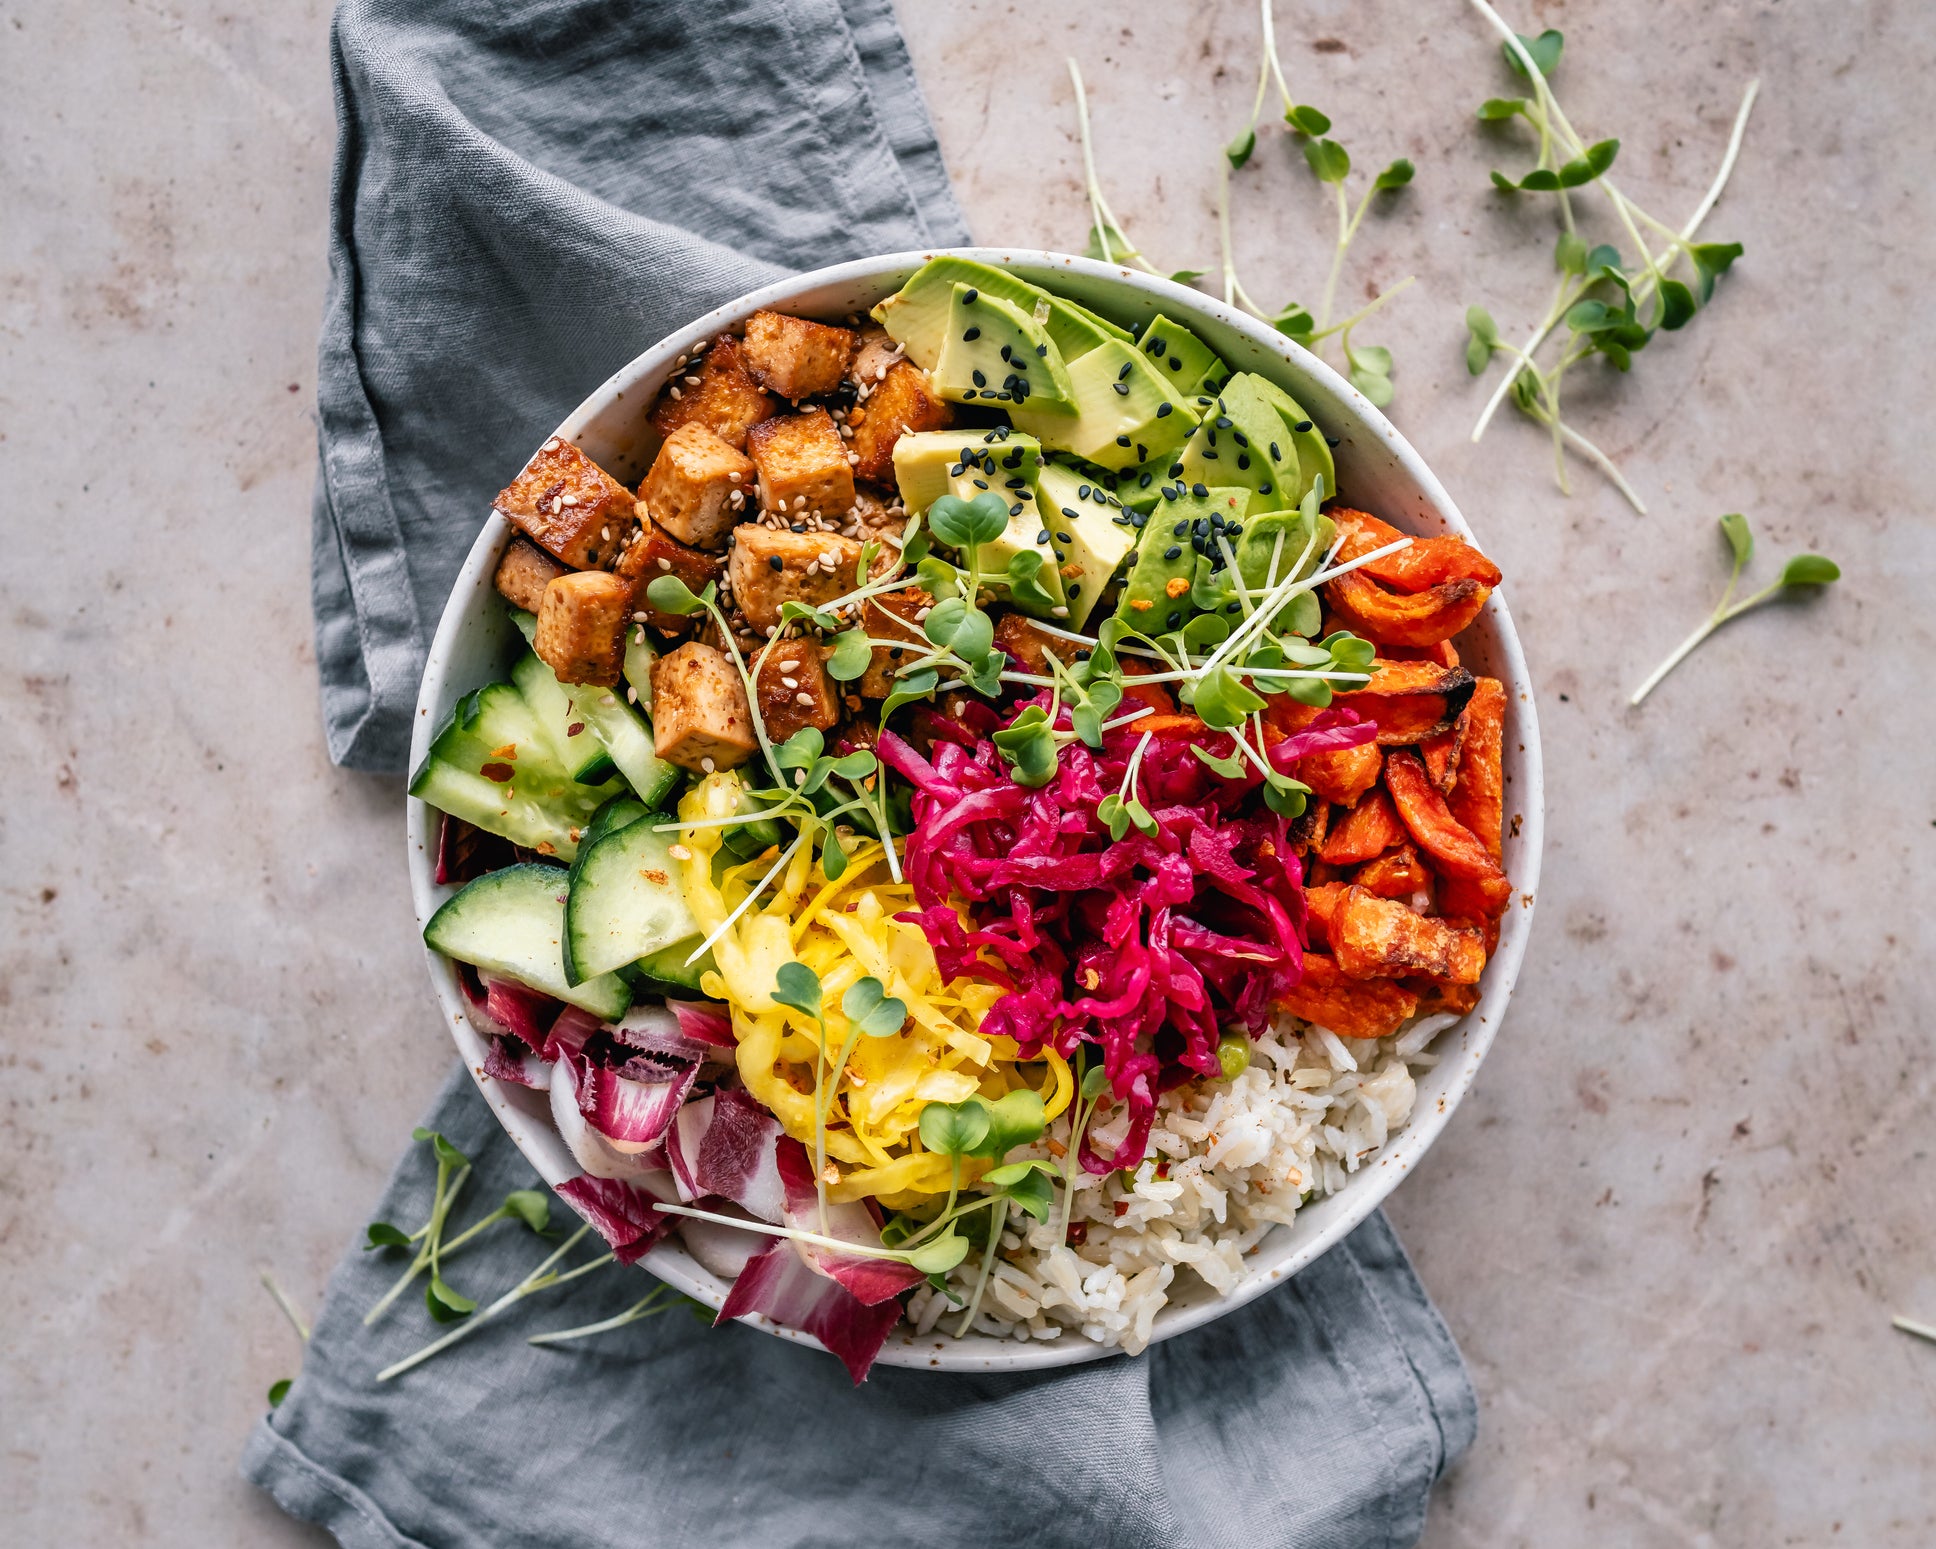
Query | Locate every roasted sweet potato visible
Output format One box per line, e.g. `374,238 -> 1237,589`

1385,749 -> 1508,888
1332,658 -> 1476,746
1288,797 -> 1330,856
1447,676 -> 1506,859
1334,885 -> 1486,984
1436,873 -> 1511,952
1326,568 -> 1491,650
1304,881 -> 1347,948
1354,843 -> 1431,900
1277,953 -> 1420,1041
1294,740 -> 1383,806
1333,508 -> 1503,590
1320,788 -> 1405,866
1419,708 -> 1469,791
1410,978 -> 1482,1017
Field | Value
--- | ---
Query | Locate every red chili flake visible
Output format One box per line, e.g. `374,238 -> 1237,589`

566,722 -> 586,738
1112,1200 -> 1130,1217
1066,1222 -> 1088,1247
480,762 -> 515,783
490,742 -> 518,760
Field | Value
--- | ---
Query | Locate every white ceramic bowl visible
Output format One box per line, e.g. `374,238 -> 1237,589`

407,248 -> 1544,1372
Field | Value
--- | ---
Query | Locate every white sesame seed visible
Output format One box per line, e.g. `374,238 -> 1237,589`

668,385 -> 682,399
1052,606 -> 1070,617
634,626 -> 645,644
674,354 -> 688,368
700,757 -> 716,773
601,525 -> 611,540
728,470 -> 744,482
795,692 -> 815,707
561,494 -> 578,507
668,843 -> 692,860
691,338 -> 710,354
764,625 -> 778,637
793,496 -> 807,510
685,374 -> 701,386
915,606 -> 931,621
632,611 -> 648,623
846,452 -> 860,465
626,686 -> 638,703
544,436 -> 561,450
599,694 -> 616,706
780,676 -> 798,689
657,557 -> 672,571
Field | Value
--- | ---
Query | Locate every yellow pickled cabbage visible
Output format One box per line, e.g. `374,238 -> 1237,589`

671,773 -> 1069,1204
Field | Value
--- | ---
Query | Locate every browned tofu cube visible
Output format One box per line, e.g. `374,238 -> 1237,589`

992,611 -> 1077,677
616,514 -> 727,634
746,409 -> 856,520
752,637 -> 840,743
534,571 -> 631,687
494,535 -> 570,614
638,424 -> 754,549
740,311 -> 856,401
494,438 -> 637,569
649,642 -> 757,772
727,526 -> 867,632
650,333 -> 774,450
848,361 -> 954,484
859,587 -> 933,698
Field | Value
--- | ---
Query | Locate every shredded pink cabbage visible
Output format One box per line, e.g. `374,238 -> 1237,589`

886,704 -> 1374,1172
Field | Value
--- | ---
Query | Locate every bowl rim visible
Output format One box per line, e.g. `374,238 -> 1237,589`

407,246 -> 1544,1373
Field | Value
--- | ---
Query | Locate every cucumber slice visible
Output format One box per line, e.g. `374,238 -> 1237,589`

573,793 -> 650,869
425,863 -> 631,1019
624,631 -> 658,711
512,652 -> 618,785
629,937 -> 718,993
410,683 -> 612,860
562,816 -> 701,984
509,615 -> 680,806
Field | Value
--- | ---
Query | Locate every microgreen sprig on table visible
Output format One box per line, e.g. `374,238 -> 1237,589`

1461,4 -> 1761,510
257,1269 -> 310,1408
1216,0 -> 1418,404
1628,513 -> 1841,706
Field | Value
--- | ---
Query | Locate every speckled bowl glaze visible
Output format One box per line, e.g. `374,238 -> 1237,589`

407,248 -> 1544,1373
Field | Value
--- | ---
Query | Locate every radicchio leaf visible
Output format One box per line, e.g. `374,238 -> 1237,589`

555,1174 -> 673,1265
716,1240 -> 905,1384
666,1088 -> 786,1223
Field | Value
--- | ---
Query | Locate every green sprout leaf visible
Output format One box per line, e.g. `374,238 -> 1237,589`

826,748 -> 878,781
1271,303 -> 1317,344
364,1221 -> 411,1251
425,1275 -> 475,1323
1779,554 -> 1841,587
1503,28 -> 1564,79
1303,137 -> 1351,184
1085,223 -> 1141,263
1285,103 -> 1331,135
771,961 -> 825,1021
267,1379 -> 292,1407
1656,277 -> 1697,331
1192,665 -> 1267,730
880,665 -> 940,722
967,1089 -> 1048,1159
918,1099 -> 991,1158
643,576 -> 711,617
1555,230 -> 1588,274
1374,158 -> 1415,191
903,1227 -> 972,1275
1080,1063 -> 1111,1101
842,975 -> 908,1038
1688,240 -> 1744,304
413,1128 -> 468,1171
1190,744 -> 1248,780
1719,511 -> 1754,569
1096,792 -> 1130,842
1226,128 -> 1257,169
828,628 -> 872,682
1465,305 -> 1499,375
772,726 -> 825,771
820,826 -> 848,881
927,490 -> 1012,549
1169,269 -> 1206,286
502,1190 -> 550,1234
1478,97 -> 1528,121
990,705 -> 1060,788
992,1165 -> 1055,1221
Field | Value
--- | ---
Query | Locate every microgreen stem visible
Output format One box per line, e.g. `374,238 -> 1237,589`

682,831 -> 807,967
377,1227 -> 604,1381
364,1163 -> 472,1326
529,1286 -> 674,1347
955,1196 -> 1010,1337
1893,1315 -> 1936,1346
1628,573 -> 1803,705
1309,274 -> 1416,344
1068,58 -> 1161,273
1317,181 -> 1352,332
260,1270 -> 311,1343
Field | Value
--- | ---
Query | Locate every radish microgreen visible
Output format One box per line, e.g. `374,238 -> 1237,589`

258,1268 -> 309,1408
1628,514 -> 1841,706
1461,1 -> 1761,510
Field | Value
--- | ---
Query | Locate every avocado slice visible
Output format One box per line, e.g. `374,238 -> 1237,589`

1033,461 -> 1138,630
1115,484 -> 1250,635
891,430 -> 1067,619
1245,374 -> 1337,508
1173,375 -> 1300,513
1136,314 -> 1227,398
891,428 -> 979,512
1009,338 -> 1200,472
873,258 -> 1129,372
931,284 -> 1075,410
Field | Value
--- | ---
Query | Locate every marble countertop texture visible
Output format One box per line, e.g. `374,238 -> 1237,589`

2,1 -> 1931,1544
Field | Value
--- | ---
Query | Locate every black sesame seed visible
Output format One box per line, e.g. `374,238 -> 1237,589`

948,462 -> 965,476
1058,531 -> 1074,542
1130,510 -> 1149,527
1156,403 -> 1174,418
1059,506 -> 1077,520
1193,518 -> 1210,536
1036,343 -> 1048,356
1326,436 -> 1341,447
1216,415 -> 1233,430
963,327 -> 981,341
1115,435 -> 1132,447
1172,519 -> 1188,536
1169,356 -> 1183,371
1192,482 -> 1209,497
1010,502 -> 1024,516
1005,477 -> 1027,489
1117,361 -> 1133,380
1004,450 -> 1024,469
1227,522 -> 1243,539
1237,453 -> 1251,471
972,369 -> 986,387
1233,430 -> 1249,447
1167,610 -> 1183,628
790,522 -> 806,533
767,555 -> 784,572
999,344 -> 1013,363
1202,449 -> 1219,460
973,478 -> 990,489
1293,420 -> 1314,433
1161,487 -> 1179,502
1113,382 -> 1131,396
963,287 -> 979,304
1168,463 -> 1184,477
1225,601 -> 1242,614
1036,530 -> 1051,544
1270,442 -> 1282,461
1112,514 -> 1131,525
1137,472 -> 1153,488
890,645 -> 904,658
1149,336 -> 1168,355
1258,481 -> 1274,495
1077,484 -> 1091,499
1068,583 -> 1082,596
1163,545 -> 1182,560
996,390 -> 1013,401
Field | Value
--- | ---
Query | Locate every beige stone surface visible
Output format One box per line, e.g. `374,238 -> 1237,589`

1,1 -> 1930,1544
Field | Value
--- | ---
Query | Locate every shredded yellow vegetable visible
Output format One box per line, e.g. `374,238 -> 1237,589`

673,774 -> 1069,1203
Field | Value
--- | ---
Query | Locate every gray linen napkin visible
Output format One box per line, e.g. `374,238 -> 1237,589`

272,1 -> 1477,1542
245,1068 -> 1475,1549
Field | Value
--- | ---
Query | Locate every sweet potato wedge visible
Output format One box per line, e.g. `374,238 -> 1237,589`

1288,797 -> 1331,856
1419,708 -> 1469,792
1436,873 -> 1511,952
1410,977 -> 1481,1017
1333,508 -> 1503,590
1353,843 -> 1431,900
1332,658 -> 1476,747
1293,740 -> 1383,806
1334,885 -> 1486,984
1304,881 -> 1347,948
1326,568 -> 1491,650
1385,749 -> 1508,887
1447,676 -> 1506,859
1277,953 -> 1420,1040
1320,788 -> 1405,867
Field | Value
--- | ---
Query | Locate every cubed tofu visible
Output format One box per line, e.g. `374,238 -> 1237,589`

848,326 -> 903,388
746,409 -> 856,520
992,611 -> 1076,676
616,514 -> 726,634
753,637 -> 840,743
649,642 -> 757,772
851,484 -> 909,548
494,535 -> 570,613
740,311 -> 856,401
638,424 -> 754,550
494,438 -> 637,569
859,587 -> 932,698
727,526 -> 867,632
534,571 -> 631,687
650,333 -> 774,450
848,360 -> 954,484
